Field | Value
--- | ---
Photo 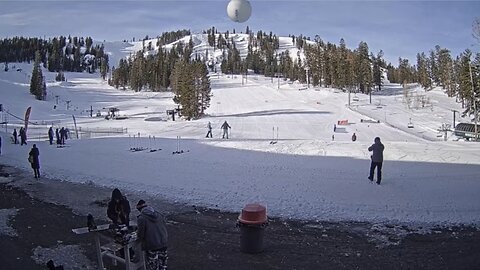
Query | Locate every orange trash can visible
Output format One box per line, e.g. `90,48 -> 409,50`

237,203 -> 268,253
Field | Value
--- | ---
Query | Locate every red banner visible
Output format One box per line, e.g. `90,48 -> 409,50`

24,106 -> 31,131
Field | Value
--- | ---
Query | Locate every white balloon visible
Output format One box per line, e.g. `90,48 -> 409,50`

227,0 -> 252,23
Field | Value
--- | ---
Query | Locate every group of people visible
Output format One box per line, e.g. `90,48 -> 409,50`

206,121 -> 231,139
12,127 -> 28,145
107,188 -> 168,270
49,126 -> 69,145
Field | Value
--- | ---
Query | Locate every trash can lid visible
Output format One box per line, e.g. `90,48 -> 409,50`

238,203 -> 267,224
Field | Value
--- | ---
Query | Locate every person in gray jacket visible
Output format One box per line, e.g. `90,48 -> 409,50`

136,200 -> 168,270
368,137 -> 385,184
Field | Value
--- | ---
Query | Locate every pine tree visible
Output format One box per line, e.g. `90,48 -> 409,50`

354,41 -> 372,94
30,51 -> 46,100
372,50 -> 385,91
130,51 -> 145,92
416,52 -> 432,90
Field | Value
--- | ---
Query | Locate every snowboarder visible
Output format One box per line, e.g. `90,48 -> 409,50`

107,188 -> 131,226
136,199 -> 168,270
222,120 -> 231,139
221,121 -> 231,139
368,137 -> 385,185
12,128 -> 18,144
28,144 -> 40,178
48,127 -> 54,145
352,133 -> 357,142
206,121 -> 213,138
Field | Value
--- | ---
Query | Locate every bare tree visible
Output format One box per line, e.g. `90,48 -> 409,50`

473,17 -> 480,44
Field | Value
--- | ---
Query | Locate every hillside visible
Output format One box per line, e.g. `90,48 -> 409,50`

1,49 -> 480,225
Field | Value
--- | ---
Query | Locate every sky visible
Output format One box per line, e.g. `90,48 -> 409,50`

0,0 -> 479,64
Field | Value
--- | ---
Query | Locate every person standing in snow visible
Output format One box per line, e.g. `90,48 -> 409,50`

12,128 -> 18,144
221,121 -> 231,139
368,137 -> 384,185
55,128 -> 60,145
60,127 -> 66,145
107,188 -> 131,226
19,127 -> 27,145
28,144 -> 40,178
136,199 -> 168,270
351,133 -> 357,142
48,127 -> 54,145
206,121 -> 213,138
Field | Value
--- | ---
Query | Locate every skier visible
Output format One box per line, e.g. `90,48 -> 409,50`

12,128 -> 18,144
221,121 -> 231,139
368,137 -> 385,185
28,144 -> 40,178
136,199 -> 168,270
352,133 -> 357,142
48,127 -> 54,145
107,188 -> 131,226
206,121 -> 213,138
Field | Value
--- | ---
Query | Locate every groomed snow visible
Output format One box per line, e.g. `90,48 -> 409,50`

1,39 -> 480,226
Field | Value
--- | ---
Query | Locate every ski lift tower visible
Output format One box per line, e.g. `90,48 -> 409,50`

305,66 -> 310,88
469,63 -> 478,141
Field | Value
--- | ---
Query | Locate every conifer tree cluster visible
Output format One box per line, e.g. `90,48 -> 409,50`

110,41 -> 184,91
155,30 -> 191,47
0,36 -> 109,75
170,60 -> 211,120
387,45 -> 480,119
303,38 -> 384,96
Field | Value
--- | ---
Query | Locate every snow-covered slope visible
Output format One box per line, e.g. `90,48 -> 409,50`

107,33 -> 308,69
1,50 -> 480,225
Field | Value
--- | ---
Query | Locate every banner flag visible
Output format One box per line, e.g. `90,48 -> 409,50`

24,106 -> 32,131
72,115 -> 79,139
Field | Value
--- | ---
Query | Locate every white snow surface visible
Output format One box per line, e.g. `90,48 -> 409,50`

1,42 -> 480,226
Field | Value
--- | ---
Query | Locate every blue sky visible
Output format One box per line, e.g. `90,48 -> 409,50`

0,0 -> 479,64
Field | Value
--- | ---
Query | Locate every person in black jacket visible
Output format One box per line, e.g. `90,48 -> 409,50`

19,127 -> 27,145
48,127 -> 54,145
107,188 -> 131,226
29,144 -> 40,178
12,128 -> 18,144
368,137 -> 385,184
136,199 -> 168,270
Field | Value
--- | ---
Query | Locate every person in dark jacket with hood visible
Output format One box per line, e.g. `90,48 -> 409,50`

107,188 -> 131,226
29,144 -> 40,178
136,200 -> 168,270
368,137 -> 385,184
